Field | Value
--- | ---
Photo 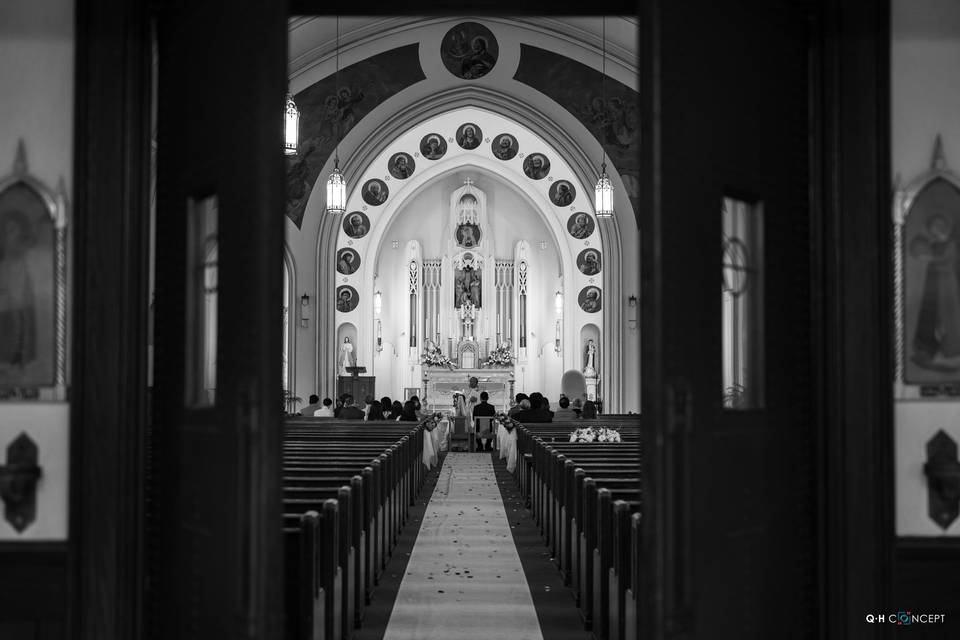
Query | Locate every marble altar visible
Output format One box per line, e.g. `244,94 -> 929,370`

422,368 -> 514,413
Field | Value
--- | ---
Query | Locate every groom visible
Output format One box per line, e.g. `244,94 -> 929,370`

472,391 -> 496,451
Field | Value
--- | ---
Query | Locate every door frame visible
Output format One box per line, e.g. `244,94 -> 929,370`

69,0 -> 895,637
638,0 -> 894,637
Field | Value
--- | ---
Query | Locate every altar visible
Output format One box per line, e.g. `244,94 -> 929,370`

422,368 -> 514,413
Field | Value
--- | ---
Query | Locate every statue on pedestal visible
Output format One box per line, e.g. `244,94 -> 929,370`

338,337 -> 356,377
584,339 -> 598,401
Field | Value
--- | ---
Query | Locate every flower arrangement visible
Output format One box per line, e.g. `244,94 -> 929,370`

422,412 -> 445,432
568,426 -> 622,443
481,343 -> 514,368
495,412 -> 517,432
422,344 -> 455,370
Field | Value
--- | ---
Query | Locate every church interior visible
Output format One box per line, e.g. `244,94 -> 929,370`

2,1 -> 960,639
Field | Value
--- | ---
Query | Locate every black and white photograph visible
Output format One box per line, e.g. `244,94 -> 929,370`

10,7 -> 957,640
342,211 -> 370,239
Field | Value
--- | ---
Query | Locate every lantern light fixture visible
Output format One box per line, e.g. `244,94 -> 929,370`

374,290 -> 382,315
594,17 -> 614,218
377,320 -> 383,352
555,320 -> 562,354
555,290 -> 563,315
284,93 -> 300,156
326,15 -> 347,214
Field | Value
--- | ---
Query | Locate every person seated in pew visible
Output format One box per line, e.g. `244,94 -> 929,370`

571,397 -> 583,418
399,400 -> 419,422
366,400 -> 385,421
380,396 -> 393,419
581,400 -> 598,419
362,395 -> 375,420
514,394 -> 553,423
389,400 -> 404,421
473,391 -> 496,451
553,395 -> 577,420
508,393 -> 528,417
314,397 -> 334,417
529,393 -> 554,421
410,395 -> 424,419
301,394 -> 322,416
338,395 -> 365,420
334,394 -> 346,418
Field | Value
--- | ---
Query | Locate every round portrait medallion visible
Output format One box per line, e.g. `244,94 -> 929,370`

440,22 -> 499,80
523,153 -> 550,180
576,249 -> 602,276
578,286 -> 602,313
388,152 -> 415,180
456,123 -> 483,150
336,285 -> 359,313
491,133 -> 518,161
566,212 -> 595,240
336,248 -> 361,275
342,211 -> 370,239
549,180 -> 576,207
361,179 -> 389,206
419,133 -> 448,161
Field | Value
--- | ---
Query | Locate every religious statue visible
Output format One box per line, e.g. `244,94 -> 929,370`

584,339 -> 598,376
338,337 -> 356,377
454,267 -> 481,308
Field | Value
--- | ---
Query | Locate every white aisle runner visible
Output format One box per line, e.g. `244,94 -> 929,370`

382,452 -> 544,640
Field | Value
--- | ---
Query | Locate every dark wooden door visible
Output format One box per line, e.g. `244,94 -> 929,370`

150,1 -> 287,636
640,2 -> 816,637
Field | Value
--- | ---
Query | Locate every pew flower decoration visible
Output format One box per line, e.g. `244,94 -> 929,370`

569,426 -> 621,443
422,344 -> 455,370
495,412 -> 517,432
481,343 -> 514,368
422,412 -> 447,432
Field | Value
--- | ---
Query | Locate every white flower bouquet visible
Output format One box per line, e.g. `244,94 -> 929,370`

422,345 -> 455,370
569,426 -> 621,443
481,343 -> 514,368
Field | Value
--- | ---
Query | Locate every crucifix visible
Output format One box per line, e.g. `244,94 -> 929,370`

463,177 -> 474,187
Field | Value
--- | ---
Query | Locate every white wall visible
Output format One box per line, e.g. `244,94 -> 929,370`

0,0 -> 74,540
892,0 -> 960,536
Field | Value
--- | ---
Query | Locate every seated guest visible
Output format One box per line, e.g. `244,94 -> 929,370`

553,396 -> 577,420
333,396 -> 345,418
315,397 -> 334,417
389,400 -> 404,421
301,394 -> 322,416
571,398 -> 583,418
508,393 -> 528,417
366,400 -> 385,421
362,395 -> 375,420
339,395 -> 365,420
540,396 -> 555,420
380,396 -> 393,419
516,395 -> 553,423
581,400 -> 598,419
399,400 -> 419,422
473,391 -> 496,451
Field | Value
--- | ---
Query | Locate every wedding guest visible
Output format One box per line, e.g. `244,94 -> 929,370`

301,394 -> 322,416
334,396 -> 345,418
315,397 -> 334,417
399,400 -> 419,422
389,400 -> 404,420
581,400 -> 598,419
553,396 -> 577,420
362,394 -> 375,420
367,401 -> 385,421
508,393 -> 528,417
380,396 -> 393,419
571,398 -> 583,418
339,395 -> 365,420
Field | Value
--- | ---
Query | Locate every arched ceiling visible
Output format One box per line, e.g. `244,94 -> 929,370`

288,16 -> 639,85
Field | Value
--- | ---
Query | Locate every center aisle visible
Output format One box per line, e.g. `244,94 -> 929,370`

381,452 -> 544,640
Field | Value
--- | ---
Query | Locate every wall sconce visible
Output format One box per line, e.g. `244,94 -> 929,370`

374,290 -> 382,315
628,294 -> 638,329
555,290 -> 563,315
284,93 -> 299,156
555,320 -> 562,354
300,293 -> 309,328
377,319 -> 383,352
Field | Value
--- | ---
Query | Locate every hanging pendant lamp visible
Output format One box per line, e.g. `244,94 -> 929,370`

284,93 -> 299,156
594,17 -> 614,218
326,15 -> 347,214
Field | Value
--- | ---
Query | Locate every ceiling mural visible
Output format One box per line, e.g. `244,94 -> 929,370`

514,44 -> 640,228
285,44 -> 425,228
440,22 -> 499,80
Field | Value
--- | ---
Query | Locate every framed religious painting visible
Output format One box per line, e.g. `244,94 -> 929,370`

895,137 -> 960,389
0,141 -> 68,400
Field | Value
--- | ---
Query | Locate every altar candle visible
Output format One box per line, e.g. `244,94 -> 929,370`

497,313 -> 501,334
436,314 -> 440,334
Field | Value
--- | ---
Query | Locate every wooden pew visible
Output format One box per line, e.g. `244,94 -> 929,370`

510,419 -> 642,640
282,420 -> 432,640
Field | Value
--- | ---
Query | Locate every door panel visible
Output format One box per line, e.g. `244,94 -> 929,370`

151,1 -> 287,636
642,2 -> 815,637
